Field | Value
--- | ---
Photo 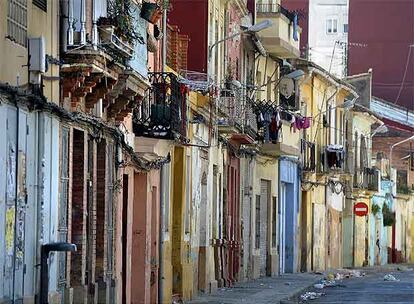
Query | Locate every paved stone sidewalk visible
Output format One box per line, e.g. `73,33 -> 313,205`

186,273 -> 322,304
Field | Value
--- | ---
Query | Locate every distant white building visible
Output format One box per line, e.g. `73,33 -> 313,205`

308,0 -> 349,78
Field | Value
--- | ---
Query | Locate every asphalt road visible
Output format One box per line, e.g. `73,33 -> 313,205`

304,268 -> 414,304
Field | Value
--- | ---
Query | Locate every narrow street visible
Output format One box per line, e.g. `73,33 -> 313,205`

307,267 -> 414,304
187,266 -> 414,304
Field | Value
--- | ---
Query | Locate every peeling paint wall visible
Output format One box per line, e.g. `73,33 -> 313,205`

0,103 -> 60,302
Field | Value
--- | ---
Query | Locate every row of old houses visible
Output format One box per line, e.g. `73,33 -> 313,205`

0,0 -> 413,303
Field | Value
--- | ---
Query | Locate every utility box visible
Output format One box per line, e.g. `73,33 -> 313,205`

29,37 -> 46,73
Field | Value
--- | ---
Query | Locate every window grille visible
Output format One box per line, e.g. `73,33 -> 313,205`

33,0 -> 46,11
7,0 -> 27,46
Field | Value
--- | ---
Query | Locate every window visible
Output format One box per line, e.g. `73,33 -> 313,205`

255,195 -> 261,249
343,23 -> 349,33
7,0 -> 28,46
33,0 -> 46,11
326,18 -> 338,34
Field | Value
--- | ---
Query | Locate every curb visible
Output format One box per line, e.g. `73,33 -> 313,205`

279,279 -> 322,304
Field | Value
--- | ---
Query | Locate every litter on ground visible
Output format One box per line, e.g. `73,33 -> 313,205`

383,274 -> 400,281
300,291 -> 326,301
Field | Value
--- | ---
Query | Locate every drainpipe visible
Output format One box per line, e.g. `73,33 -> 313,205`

162,7 -> 167,72
11,109 -> 20,304
61,0 -> 69,51
67,0 -> 74,46
40,243 -> 77,304
158,165 -> 165,303
80,0 -> 86,45
389,135 -> 414,179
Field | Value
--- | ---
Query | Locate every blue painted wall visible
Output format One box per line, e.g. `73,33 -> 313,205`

128,5 -> 148,78
370,180 -> 394,265
279,158 -> 300,273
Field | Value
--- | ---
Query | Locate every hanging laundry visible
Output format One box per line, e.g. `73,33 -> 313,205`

325,145 -> 345,169
269,110 -> 282,143
280,110 -> 295,123
292,116 -> 311,131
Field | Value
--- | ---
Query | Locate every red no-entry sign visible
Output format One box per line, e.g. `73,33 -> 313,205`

354,202 -> 369,216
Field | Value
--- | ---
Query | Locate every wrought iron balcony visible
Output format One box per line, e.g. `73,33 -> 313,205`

217,91 -> 258,143
133,72 -> 187,140
301,139 -> 316,172
322,145 -> 346,173
396,170 -> 413,195
354,167 -> 380,191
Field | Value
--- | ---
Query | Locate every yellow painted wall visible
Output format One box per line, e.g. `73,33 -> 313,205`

353,198 -> 370,267
255,57 -> 279,102
170,146 -> 194,300
411,211 -> 414,262
0,1 -> 59,103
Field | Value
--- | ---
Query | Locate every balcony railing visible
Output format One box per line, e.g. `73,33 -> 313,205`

301,139 -> 316,172
133,72 -> 187,140
354,167 -> 379,191
217,91 -> 258,138
256,2 -> 296,23
396,170 -> 412,195
322,145 -> 345,173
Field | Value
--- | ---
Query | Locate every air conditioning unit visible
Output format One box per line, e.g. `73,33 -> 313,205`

28,37 -> 46,73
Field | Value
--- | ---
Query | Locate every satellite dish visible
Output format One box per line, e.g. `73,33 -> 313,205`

279,77 -> 295,99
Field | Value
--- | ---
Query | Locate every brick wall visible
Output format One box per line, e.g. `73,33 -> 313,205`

96,140 -> 107,282
71,129 -> 86,286
167,24 -> 190,72
372,136 -> 412,171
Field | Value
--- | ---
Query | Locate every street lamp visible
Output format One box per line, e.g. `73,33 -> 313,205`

208,20 -> 272,61
371,124 -> 388,137
389,135 -> 414,177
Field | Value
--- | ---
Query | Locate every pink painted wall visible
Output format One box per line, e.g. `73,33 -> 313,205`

129,171 -> 160,304
226,2 -> 243,80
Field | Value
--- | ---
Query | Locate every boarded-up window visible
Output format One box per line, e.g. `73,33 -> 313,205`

7,0 -> 28,46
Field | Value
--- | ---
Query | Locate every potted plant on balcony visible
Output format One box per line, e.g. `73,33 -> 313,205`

141,1 -> 164,24
98,0 -> 143,58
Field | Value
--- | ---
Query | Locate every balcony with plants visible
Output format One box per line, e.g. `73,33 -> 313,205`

60,0 -> 159,119
133,72 -> 188,141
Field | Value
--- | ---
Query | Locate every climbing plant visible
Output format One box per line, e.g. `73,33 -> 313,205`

100,0 -> 142,44
371,204 -> 381,216
382,203 -> 395,226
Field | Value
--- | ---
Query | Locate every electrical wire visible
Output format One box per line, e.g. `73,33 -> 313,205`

393,45 -> 413,104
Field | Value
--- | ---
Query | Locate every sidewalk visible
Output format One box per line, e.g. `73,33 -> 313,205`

186,273 -> 321,304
